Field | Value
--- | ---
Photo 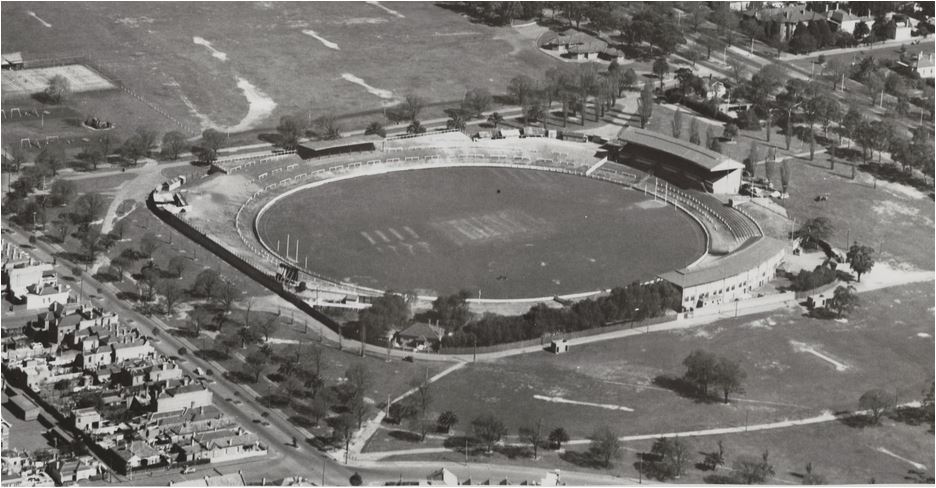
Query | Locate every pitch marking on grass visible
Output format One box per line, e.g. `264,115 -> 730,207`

875,447 -> 927,471
789,340 -> 849,371
401,242 -> 415,255
192,37 -> 228,61
403,226 -> 419,239
532,395 -> 634,412
388,228 -> 405,240
360,231 -> 376,245
365,0 -> 406,18
302,29 -> 340,50
416,242 -> 431,253
341,73 -> 394,99
374,230 -> 391,243
26,11 -> 52,28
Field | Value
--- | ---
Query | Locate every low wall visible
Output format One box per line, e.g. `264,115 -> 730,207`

677,291 -> 795,320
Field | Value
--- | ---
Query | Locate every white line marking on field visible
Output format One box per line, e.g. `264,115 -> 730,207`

192,36 -> 228,61
302,29 -> 340,50
387,244 -> 398,255
366,0 -> 405,18
388,228 -> 405,240
341,73 -> 395,99
403,226 -> 419,239
790,340 -> 849,371
533,395 -> 634,412
417,242 -> 431,253
360,231 -> 376,245
401,242 -> 415,255
876,447 -> 927,470
26,11 -> 52,28
374,230 -> 390,243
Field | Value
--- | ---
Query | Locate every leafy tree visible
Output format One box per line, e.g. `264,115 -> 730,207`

364,121 -> 386,137
160,131 -> 188,160
637,82 -> 654,129
795,217 -> 834,248
650,436 -> 692,479
49,179 -> 77,207
744,141 -> 759,177
689,117 -> 701,145
671,109 -> 683,139
139,265 -> 161,302
472,414 -> 508,453
6,145 -> 28,172
139,231 -> 162,258
76,146 -> 104,171
437,411 -> 458,433
732,450 -> 775,484
359,292 -> 409,342
36,145 -> 65,177
723,122 -> 739,141
588,428 -> 622,467
406,120 -> 426,135
518,420 -> 544,459
400,94 -> 425,122
507,75 -> 535,109
196,128 -> 225,163
431,290 -> 472,329
245,348 -> 272,382
780,158 -> 792,194
192,268 -> 221,297
652,58 -> 670,91
549,426 -> 570,450
713,357 -> 746,403
44,74 -> 71,103
315,115 -> 342,140
73,193 -> 107,230
683,350 -> 719,397
276,115 -> 307,150
486,111 -> 504,128
829,285 -> 859,317
349,473 -> 363,486
846,243 -> 875,282
859,389 -> 892,424
167,255 -> 188,278
212,280 -> 239,321
702,440 -> 727,471
622,68 -> 639,92
345,364 -> 371,428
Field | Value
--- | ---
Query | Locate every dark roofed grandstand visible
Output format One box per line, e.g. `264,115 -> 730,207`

295,134 -> 384,160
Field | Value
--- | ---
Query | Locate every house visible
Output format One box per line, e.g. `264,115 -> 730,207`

109,440 -> 161,474
1,52 -> 24,70
827,9 -> 873,35
396,322 -> 444,351
566,42 -> 602,61
747,5 -> 826,41
111,340 -> 154,364
915,52 -> 935,78
156,383 -> 212,413
73,407 -> 102,432
561,131 -> 588,142
427,468 -> 459,486
2,418 -> 10,448
600,47 -> 626,64
495,128 -> 521,139
548,339 -> 569,354
523,126 -> 546,138
8,394 -> 41,421
47,458 -> 97,485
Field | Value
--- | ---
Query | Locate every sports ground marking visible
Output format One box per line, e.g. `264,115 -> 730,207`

533,394 -> 634,412
403,226 -> 419,239
789,340 -> 849,371
373,230 -> 391,243
360,231 -> 376,245
27,11 -> 52,28
302,29 -> 340,50
875,447 -> 927,471
387,228 -> 405,240
365,0 -> 405,18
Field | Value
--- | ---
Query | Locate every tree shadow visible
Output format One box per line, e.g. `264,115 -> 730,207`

195,349 -> 230,362
443,435 -> 486,456
889,405 -> 935,432
115,291 -> 140,302
560,449 -> 605,469
494,444 -> 531,460
652,374 -> 718,403
387,430 -> 422,443
703,473 -> 740,484
837,413 -> 876,428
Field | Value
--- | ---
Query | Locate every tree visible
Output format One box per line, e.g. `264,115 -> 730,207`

740,16 -> 761,53
840,105 -> 864,148
689,117 -> 701,145
795,217 -> 834,248
846,243 -> 875,282
703,440 -> 727,471
359,292 -> 409,343
406,120 -> 426,135
437,411 -> 458,434
120,126 -> 159,165
859,389 -> 892,425
349,473 -> 363,486
196,128 -> 225,163
160,131 -> 188,160
687,3 -> 712,30
444,108 -> 467,132
713,357 -> 746,403
650,436 -> 692,479
256,312 -> 280,342
160,279 -> 185,315
829,285 -> 859,317
744,141 -> 759,177
548,427 -> 570,450
431,290 -> 471,329
671,109 -> 683,139
44,74 -> 71,103
7,145 -> 28,172
167,255 -> 187,278
588,428 -> 622,467
212,280 -> 239,321
345,364 -> 371,428
244,348 -> 272,382
652,58 -> 670,91
733,450 -> 775,484
192,268 -> 221,297
802,462 -> 827,485
723,122 -> 739,141
139,231 -> 162,258
486,112 -> 504,128
73,193 -> 107,230
400,94 -> 425,122
518,420 -> 544,459
36,145 -> 65,177
276,115 -> 307,150
637,82 -> 654,129
622,68 -> 638,92
49,179 -> 77,207
315,115 -> 342,140
472,414 -> 508,453
683,349 -> 719,397
80,226 -> 106,264
364,121 -> 386,137
139,265 -> 161,302
76,146 -> 104,171
507,75 -> 535,109
780,158 -> 792,194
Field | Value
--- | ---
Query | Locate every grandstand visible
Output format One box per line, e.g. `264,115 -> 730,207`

612,127 -> 744,194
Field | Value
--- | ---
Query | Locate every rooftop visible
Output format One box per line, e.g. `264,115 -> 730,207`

615,127 -> 744,172
658,236 -> 788,288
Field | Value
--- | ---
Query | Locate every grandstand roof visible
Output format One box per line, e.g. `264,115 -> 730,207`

297,134 -> 383,152
658,236 -> 788,289
615,127 -> 744,173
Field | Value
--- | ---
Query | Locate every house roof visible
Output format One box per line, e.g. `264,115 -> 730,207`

2,52 -> 23,64
615,127 -> 744,172
171,473 -> 247,487
658,236 -> 788,289
398,322 -> 443,340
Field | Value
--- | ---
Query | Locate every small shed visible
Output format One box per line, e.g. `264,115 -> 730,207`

561,132 -> 588,143
496,128 -> 521,139
397,322 -> 444,351
1,52 -> 24,70
9,394 -> 40,420
523,127 -> 545,138
548,339 -> 569,354
475,130 -> 492,140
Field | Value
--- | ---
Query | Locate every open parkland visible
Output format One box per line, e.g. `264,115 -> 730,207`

1,1 -> 935,486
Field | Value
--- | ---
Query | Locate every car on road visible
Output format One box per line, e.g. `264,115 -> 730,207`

182,467 -> 196,474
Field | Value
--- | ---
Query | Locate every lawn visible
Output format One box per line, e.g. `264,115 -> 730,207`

1,2 -> 560,136
257,166 -> 706,299
372,282 -> 933,462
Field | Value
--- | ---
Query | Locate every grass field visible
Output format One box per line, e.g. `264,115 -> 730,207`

1,2 -> 558,136
256,166 -> 706,298
371,282 -> 933,459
